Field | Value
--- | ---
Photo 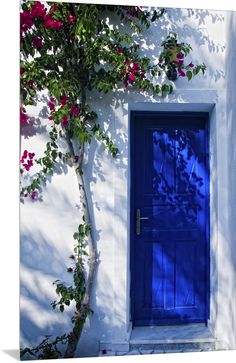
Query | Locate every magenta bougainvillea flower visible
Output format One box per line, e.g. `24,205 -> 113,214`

20,109 -> 29,125
23,164 -> 30,171
31,2 -> 46,18
67,16 -> 76,22
28,152 -> 35,159
129,73 -> 135,83
22,150 -> 28,160
188,62 -> 194,68
43,13 -> 63,30
71,104 -> 80,117
32,37 -> 43,48
20,11 -> 34,32
125,59 -> 131,67
116,47 -> 123,54
50,97 -> 55,103
20,68 -> 25,76
60,96 -> 70,105
20,149 -> 35,172
48,101 -> 55,111
177,52 -> 185,59
31,191 -> 38,200
28,80 -> 35,88
131,62 -> 141,72
50,5 -> 59,12
178,69 -> 186,77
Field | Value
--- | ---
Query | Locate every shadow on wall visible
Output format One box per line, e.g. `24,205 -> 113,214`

139,7 -> 225,84
20,233 -> 72,349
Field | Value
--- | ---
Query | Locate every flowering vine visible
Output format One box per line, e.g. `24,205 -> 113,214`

20,1 -> 206,359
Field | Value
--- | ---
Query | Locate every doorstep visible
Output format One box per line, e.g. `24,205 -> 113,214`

129,324 -> 216,353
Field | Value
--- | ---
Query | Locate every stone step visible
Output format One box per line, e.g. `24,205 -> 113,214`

130,341 -> 216,354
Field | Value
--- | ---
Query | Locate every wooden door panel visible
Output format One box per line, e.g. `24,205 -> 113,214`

131,111 -> 209,326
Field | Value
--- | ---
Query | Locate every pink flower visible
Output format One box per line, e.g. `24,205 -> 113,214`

188,62 -> 194,68
32,37 -> 43,48
20,11 -> 34,32
20,67 -> 25,76
53,20 -> 63,30
116,47 -> 123,54
20,150 -> 28,163
50,97 -> 55,103
61,115 -> 69,128
71,104 -> 80,117
121,69 -> 127,76
50,5 -> 59,12
131,62 -> 141,72
44,14 -> 55,27
20,109 -> 29,125
31,2 -> 45,18
177,60 -> 184,65
31,191 -> 38,200
28,80 -> 34,88
44,13 -> 63,30
27,159 -> 33,168
23,163 -> 30,171
125,59 -> 131,67
129,73 -> 135,83
22,150 -> 28,160
178,69 -> 186,77
28,152 -> 35,159
177,52 -> 185,59
67,15 -> 76,22
60,95 -> 70,105
48,115 -> 54,121
140,72 -> 146,79
48,102 -> 55,111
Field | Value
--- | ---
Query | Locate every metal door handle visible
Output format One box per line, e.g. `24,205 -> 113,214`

136,208 -> 149,235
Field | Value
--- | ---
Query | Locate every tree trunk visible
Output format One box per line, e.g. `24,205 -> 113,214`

64,83 -> 97,358
63,137 -> 98,358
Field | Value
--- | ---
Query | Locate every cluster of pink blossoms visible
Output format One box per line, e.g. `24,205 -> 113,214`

48,96 -> 80,128
173,53 -> 195,77
121,58 -> 146,87
20,1 -> 64,46
20,150 -> 35,172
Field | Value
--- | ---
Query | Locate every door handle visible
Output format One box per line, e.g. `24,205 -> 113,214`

136,208 -> 149,235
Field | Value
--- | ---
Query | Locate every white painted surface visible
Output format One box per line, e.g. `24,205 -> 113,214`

20,7 -> 236,357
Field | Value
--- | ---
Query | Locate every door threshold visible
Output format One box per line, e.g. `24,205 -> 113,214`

130,324 -> 215,344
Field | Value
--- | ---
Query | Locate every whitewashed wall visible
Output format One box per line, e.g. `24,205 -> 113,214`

20,7 -> 236,357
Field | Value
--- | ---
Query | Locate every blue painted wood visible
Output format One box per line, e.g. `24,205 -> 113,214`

130,112 -> 210,326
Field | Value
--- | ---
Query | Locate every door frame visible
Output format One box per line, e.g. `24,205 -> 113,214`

129,109 -> 211,326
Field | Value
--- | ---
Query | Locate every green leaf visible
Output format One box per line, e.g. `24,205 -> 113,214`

79,224 -> 84,234
186,70 -> 192,81
59,305 -> 64,312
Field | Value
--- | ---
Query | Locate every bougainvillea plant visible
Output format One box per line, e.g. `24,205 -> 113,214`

159,32 -> 206,81
20,1 -> 206,359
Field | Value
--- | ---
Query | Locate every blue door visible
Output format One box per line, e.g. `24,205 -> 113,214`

130,111 -> 210,326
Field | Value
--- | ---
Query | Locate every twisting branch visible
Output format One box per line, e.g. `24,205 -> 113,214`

63,85 -> 98,358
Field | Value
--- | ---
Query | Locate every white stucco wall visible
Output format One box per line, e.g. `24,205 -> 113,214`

20,7 -> 236,357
